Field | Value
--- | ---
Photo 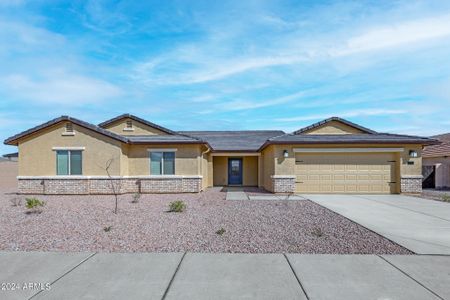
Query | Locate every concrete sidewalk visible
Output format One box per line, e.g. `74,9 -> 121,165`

1,251 -> 449,300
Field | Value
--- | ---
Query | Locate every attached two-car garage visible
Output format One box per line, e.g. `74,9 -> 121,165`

295,149 -> 399,194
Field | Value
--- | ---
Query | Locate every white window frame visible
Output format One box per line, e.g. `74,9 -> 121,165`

55,149 -> 83,175
148,149 -> 176,175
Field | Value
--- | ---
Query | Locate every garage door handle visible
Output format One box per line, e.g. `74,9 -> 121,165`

296,181 -> 304,183
388,160 -> 396,162
388,182 -> 397,184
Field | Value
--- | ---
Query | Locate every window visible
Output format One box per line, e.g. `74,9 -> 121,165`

150,152 -> 175,175
126,120 -> 133,128
57,150 -> 82,175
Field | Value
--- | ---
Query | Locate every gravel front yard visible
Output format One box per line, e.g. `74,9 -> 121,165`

0,187 -> 410,254
421,188 -> 450,202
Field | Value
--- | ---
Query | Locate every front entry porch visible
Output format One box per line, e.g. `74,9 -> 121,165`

212,153 -> 261,187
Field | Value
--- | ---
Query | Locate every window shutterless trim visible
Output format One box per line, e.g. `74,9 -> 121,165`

52,147 -> 85,151
56,150 -> 82,175
149,151 -> 175,175
147,148 -> 177,152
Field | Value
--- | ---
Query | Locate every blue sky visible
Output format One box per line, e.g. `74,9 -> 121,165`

1,0 -> 450,154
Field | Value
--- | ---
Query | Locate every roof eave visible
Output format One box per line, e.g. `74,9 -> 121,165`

258,139 -> 439,151
4,116 -> 129,146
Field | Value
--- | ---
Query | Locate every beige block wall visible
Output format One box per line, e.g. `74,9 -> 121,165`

303,121 -> 366,135
103,118 -> 169,136
127,144 -> 202,176
423,157 -> 450,188
18,122 -> 123,176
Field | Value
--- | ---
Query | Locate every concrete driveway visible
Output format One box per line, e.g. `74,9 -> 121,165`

303,194 -> 450,254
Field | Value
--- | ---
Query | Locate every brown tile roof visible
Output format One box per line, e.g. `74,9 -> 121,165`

423,133 -> 450,157
4,116 -> 129,146
432,133 -> 450,142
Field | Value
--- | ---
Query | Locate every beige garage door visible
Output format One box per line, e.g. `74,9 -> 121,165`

295,153 -> 397,194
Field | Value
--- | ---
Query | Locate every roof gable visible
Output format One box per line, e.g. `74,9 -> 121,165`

293,117 -> 377,135
4,116 -> 128,146
98,114 -> 176,135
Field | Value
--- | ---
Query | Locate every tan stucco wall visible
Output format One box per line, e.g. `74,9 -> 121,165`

262,146 -> 275,190
213,156 -> 227,186
399,145 -> 422,176
243,156 -> 258,186
302,121 -> 366,135
201,148 -> 211,189
127,144 -> 202,176
18,122 -> 123,176
103,118 -> 169,136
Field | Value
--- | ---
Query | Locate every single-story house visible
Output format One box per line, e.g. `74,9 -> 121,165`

2,152 -> 18,162
4,114 -> 438,195
423,133 -> 450,189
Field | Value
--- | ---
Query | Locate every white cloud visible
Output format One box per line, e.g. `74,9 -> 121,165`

332,14 -> 450,56
276,109 -> 407,122
0,72 -> 123,105
132,13 -> 450,85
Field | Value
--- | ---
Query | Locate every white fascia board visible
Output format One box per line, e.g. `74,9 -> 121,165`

293,148 -> 404,153
211,153 -> 261,156
52,147 -> 85,151
147,148 -> 177,152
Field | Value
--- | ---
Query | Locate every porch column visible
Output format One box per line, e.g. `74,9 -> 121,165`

258,155 -> 262,187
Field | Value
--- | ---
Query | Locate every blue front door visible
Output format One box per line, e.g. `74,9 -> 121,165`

228,158 -> 243,185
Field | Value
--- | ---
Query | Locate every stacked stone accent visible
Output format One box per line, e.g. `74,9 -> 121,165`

17,176 -> 203,195
18,179 -> 44,194
400,176 -> 423,193
271,175 -> 296,193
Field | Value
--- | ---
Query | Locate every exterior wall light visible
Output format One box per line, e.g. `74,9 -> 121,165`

283,150 -> 289,158
409,150 -> 418,158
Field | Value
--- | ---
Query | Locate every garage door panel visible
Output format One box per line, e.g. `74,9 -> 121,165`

295,153 -> 397,194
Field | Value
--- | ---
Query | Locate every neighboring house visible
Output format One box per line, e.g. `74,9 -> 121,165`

2,152 -> 18,162
4,114 -> 437,195
423,133 -> 450,189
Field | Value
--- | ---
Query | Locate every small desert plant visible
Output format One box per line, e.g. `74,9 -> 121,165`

131,192 -> 141,203
168,200 -> 186,212
103,226 -> 112,232
311,227 -> 324,237
10,197 -> 22,207
25,198 -> 45,214
216,228 -> 226,235
442,195 -> 450,202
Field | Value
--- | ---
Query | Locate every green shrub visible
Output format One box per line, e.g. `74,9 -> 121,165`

25,198 -> 45,214
216,228 -> 226,235
131,192 -> 141,203
168,200 -> 186,212
442,195 -> 450,202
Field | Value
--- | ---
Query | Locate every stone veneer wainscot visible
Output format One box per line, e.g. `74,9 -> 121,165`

17,175 -> 203,195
